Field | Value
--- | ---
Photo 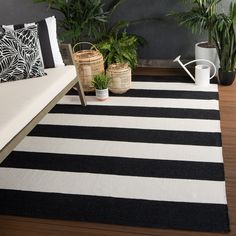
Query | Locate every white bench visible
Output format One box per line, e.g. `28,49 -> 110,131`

0,44 -> 86,162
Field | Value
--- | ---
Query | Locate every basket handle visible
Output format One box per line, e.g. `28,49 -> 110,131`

73,42 -> 98,53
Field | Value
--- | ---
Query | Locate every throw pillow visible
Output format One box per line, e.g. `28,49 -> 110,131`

0,25 -> 46,83
2,16 -> 64,68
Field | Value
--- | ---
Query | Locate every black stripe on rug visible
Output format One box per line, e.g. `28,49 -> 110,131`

2,151 -> 225,181
110,89 -> 219,100
67,89 -> 219,100
131,75 -> 218,84
0,189 -> 230,233
132,75 -> 194,83
29,125 -> 222,147
49,105 -> 220,120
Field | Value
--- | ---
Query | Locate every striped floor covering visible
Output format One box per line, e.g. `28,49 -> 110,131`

0,75 -> 230,232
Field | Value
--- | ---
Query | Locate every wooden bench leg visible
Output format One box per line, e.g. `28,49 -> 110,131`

59,44 -> 87,106
74,77 -> 87,106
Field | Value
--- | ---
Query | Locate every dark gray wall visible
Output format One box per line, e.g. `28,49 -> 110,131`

108,0 -> 198,59
0,0 -> 230,60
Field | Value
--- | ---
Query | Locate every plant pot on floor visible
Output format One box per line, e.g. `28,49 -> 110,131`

211,3 -> 236,87
195,42 -> 220,75
91,73 -> 110,101
218,69 -> 236,86
106,63 -> 132,94
95,88 -> 109,101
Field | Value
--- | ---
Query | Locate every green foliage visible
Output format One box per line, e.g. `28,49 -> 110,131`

169,0 -> 222,45
33,0 -> 131,45
96,31 -> 140,69
170,0 -> 236,71
91,73 -> 110,89
34,0 -> 109,45
34,0 -> 149,68
212,3 -> 236,72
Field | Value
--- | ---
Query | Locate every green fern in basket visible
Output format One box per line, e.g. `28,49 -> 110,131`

96,31 -> 140,69
91,73 -> 110,90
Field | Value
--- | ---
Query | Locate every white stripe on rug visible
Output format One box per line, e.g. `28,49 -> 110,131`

15,137 -> 223,163
0,168 -> 227,204
131,82 -> 218,92
39,114 -> 221,132
58,96 -> 219,110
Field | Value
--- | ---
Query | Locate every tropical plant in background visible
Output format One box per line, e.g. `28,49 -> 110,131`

212,2 -> 236,72
34,0 -> 131,45
170,0 -> 222,47
34,0 -> 149,68
34,0 -> 108,45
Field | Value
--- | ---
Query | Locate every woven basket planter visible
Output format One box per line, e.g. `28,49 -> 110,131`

73,42 -> 104,92
106,63 -> 132,94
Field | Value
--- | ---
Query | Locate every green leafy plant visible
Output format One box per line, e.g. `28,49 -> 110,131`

170,0 -> 222,46
33,0 -> 130,45
34,0 -> 151,69
91,73 -> 110,90
212,2 -> 236,72
96,30 -> 140,69
34,0 -> 109,45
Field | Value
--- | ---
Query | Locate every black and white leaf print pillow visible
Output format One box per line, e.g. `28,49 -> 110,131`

2,16 -> 65,68
0,25 -> 46,83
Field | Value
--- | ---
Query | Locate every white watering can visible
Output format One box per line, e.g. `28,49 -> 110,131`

173,55 -> 217,87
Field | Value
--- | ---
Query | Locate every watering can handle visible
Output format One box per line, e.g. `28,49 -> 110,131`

185,59 -> 217,80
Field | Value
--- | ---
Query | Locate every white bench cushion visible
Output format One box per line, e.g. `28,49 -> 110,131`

0,65 -> 76,151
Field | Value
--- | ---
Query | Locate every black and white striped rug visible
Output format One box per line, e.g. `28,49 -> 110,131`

0,75 -> 230,233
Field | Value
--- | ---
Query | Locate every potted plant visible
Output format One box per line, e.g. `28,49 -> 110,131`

95,20 -> 143,94
91,73 -> 110,101
170,0 -> 222,71
96,31 -> 140,70
212,2 -> 236,85
96,29 -> 141,94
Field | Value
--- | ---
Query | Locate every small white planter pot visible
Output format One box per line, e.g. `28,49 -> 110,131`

95,88 -> 109,101
195,41 -> 220,75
